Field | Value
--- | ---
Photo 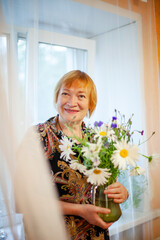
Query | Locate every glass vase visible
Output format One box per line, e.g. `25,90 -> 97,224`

91,184 -> 122,223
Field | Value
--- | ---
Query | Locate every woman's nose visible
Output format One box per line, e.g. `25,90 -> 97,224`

67,96 -> 77,106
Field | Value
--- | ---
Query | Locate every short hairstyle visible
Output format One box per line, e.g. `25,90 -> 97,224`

54,70 -> 97,117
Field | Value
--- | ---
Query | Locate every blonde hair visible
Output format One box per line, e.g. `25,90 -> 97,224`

54,70 -> 97,117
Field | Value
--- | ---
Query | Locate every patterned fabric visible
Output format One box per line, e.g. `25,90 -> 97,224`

36,115 -> 110,240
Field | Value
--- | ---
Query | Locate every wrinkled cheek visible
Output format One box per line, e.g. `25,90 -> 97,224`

56,103 -> 64,114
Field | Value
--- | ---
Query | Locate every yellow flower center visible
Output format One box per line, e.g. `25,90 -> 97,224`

67,145 -> 69,150
93,169 -> 101,174
120,149 -> 128,158
100,131 -> 106,136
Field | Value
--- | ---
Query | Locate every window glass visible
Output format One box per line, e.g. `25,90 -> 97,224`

17,37 -> 27,128
38,43 -> 87,122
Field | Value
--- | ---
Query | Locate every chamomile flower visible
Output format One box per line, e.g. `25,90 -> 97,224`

81,142 -> 101,162
65,112 -> 155,187
111,139 -> 139,170
59,136 -> 75,162
106,128 -> 117,142
84,168 -> 112,186
70,160 -> 87,174
130,166 -> 145,176
94,125 -> 108,139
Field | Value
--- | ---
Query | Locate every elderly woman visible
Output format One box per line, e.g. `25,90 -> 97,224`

37,70 -> 128,240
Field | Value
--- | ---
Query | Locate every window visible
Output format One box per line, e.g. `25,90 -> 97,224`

17,30 -> 95,125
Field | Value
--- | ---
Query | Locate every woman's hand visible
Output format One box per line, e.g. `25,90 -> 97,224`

79,204 -> 113,229
104,182 -> 129,204
60,201 -> 113,229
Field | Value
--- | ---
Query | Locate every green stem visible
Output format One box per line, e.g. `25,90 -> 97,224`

138,131 -> 155,146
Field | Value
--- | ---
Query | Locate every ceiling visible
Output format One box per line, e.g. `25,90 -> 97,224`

1,0 -> 133,38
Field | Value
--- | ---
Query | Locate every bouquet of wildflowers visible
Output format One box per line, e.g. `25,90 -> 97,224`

60,111 -> 156,186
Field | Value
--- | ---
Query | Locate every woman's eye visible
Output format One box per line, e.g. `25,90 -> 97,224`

79,94 -> 86,98
79,95 -> 86,99
62,92 -> 68,96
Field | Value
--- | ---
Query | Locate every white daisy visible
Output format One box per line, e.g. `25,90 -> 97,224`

106,128 -> 117,142
81,142 -> 101,163
70,160 -> 87,173
84,168 -> 112,186
129,166 -> 145,176
59,136 -> 75,162
94,126 -> 108,139
111,139 -> 139,170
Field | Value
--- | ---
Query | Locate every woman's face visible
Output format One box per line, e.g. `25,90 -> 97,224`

56,83 -> 89,125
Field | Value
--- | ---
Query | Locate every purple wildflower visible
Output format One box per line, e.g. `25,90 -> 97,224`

141,130 -> 144,135
98,121 -> 103,127
111,123 -> 117,128
94,121 -> 103,127
94,121 -> 98,127
112,116 -> 117,121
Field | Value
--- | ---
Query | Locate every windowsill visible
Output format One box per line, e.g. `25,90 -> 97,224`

109,208 -> 160,236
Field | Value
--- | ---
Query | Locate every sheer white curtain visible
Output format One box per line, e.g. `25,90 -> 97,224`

0,0 -> 160,239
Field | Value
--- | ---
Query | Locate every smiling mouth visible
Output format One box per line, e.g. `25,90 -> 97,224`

65,108 -> 79,113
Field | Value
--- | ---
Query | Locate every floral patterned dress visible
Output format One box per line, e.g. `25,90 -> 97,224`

36,115 -> 110,240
